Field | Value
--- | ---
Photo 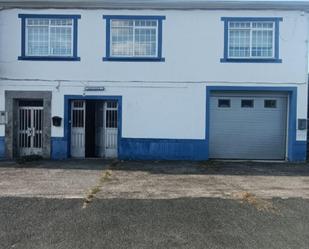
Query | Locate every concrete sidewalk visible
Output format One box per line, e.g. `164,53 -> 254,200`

0,159 -> 309,199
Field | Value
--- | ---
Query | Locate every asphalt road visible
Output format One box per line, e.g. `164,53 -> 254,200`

1,197 -> 309,249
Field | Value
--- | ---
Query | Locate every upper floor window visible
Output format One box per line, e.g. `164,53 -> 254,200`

103,15 -> 165,62
220,17 -> 282,63
18,14 -> 81,61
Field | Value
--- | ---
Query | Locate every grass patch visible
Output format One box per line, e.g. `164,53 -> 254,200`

82,170 -> 113,209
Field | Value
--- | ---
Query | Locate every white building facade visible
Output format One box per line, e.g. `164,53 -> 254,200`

0,0 -> 308,161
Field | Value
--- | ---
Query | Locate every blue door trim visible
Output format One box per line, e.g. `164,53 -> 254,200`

61,95 -> 122,158
0,136 -> 5,159
206,86 -> 302,161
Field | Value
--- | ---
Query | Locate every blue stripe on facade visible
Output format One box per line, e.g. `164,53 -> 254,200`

0,136 -> 5,159
290,141 -> 307,162
220,17 -> 283,63
102,15 -> 165,62
119,138 -> 208,161
18,14 -> 81,61
51,137 -> 67,160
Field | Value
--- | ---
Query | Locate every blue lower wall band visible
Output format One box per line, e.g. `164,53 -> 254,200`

51,137 -> 68,160
0,137 -> 5,159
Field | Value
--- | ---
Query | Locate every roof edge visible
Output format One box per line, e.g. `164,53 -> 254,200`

0,1 -> 309,11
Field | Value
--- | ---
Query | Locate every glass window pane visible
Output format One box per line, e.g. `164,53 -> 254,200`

241,99 -> 254,108
50,26 -> 72,56
229,29 -> 250,58
228,20 -> 275,59
218,99 -> 231,108
110,18 -> 158,57
252,30 -> 273,57
26,18 -> 73,57
111,27 -> 134,56
134,27 -> 157,57
264,100 -> 277,108
26,25 -> 49,56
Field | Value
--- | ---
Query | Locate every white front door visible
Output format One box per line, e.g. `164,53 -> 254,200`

104,101 -> 118,158
18,106 -> 43,156
71,100 -> 85,158
70,100 -> 118,158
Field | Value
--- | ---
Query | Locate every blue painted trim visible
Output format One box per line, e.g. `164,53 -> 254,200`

290,141 -> 307,162
221,17 -> 283,22
103,57 -> 165,62
103,15 -> 166,20
18,56 -> 81,61
103,15 -> 165,62
105,17 -> 111,60
221,17 -> 283,63
119,138 -> 208,161
62,95 -> 122,158
18,14 -> 81,61
18,14 -> 81,19
206,86 -> 305,161
220,58 -> 282,63
0,136 -> 5,159
20,17 -> 26,57
51,137 -> 67,160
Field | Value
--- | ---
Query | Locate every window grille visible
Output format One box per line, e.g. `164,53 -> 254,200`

228,21 -> 275,59
110,19 -> 158,57
26,18 -> 73,57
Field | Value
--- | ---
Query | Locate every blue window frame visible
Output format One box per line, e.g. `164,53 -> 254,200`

220,17 -> 283,63
18,14 -> 81,61
103,15 -> 165,62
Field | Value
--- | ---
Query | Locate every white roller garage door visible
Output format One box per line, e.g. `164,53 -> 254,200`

209,92 -> 288,160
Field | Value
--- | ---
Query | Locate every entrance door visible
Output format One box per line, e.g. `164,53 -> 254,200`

71,100 -> 85,158
104,101 -> 118,158
70,100 -> 118,158
18,103 -> 43,156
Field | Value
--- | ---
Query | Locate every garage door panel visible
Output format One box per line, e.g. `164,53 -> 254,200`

209,93 -> 287,160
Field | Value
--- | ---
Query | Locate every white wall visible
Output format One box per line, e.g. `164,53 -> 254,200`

0,9 -> 308,83
0,8 -> 308,141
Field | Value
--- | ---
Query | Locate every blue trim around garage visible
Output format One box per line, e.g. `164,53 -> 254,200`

206,86 -> 306,162
18,14 -> 81,61
0,136 -> 5,159
102,15 -> 166,62
220,17 -> 283,63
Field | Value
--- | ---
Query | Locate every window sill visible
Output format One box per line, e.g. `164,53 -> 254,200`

18,56 -> 81,61
103,57 -> 165,62
220,58 -> 282,63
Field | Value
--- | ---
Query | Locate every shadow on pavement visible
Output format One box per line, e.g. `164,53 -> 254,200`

0,159 -> 309,176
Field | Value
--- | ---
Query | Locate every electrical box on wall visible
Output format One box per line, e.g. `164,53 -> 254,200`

0,111 -> 7,124
297,119 -> 307,130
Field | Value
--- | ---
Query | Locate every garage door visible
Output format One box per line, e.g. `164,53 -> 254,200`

209,92 -> 288,160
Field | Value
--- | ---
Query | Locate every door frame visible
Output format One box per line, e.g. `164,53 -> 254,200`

64,95 -> 122,158
18,105 -> 44,156
4,91 -> 51,159
206,86 -> 297,161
